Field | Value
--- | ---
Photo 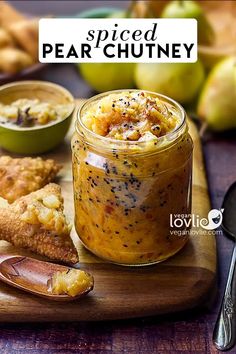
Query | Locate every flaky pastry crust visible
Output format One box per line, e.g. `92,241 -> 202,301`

0,156 -> 61,203
0,183 -> 79,264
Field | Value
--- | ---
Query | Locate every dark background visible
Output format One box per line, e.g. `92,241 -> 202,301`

1,1 -> 236,353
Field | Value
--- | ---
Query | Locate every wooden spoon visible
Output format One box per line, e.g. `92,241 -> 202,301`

0,254 -> 93,301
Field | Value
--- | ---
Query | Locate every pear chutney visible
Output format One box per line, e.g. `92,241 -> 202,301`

72,90 -> 193,266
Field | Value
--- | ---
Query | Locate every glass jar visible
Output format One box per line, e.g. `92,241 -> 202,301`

72,90 -> 193,266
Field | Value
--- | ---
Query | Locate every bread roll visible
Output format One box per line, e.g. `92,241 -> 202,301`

0,47 -> 33,74
8,18 -> 39,60
0,1 -> 26,29
0,28 -> 14,48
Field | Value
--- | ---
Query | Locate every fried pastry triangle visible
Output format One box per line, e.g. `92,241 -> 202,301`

0,183 -> 79,264
0,156 -> 61,203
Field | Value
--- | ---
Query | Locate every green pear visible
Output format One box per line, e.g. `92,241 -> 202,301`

108,10 -> 128,18
198,56 -> 236,131
162,0 -> 215,45
135,61 -> 205,104
79,63 -> 135,92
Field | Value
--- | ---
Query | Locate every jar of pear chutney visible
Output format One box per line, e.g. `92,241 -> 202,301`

72,90 -> 193,266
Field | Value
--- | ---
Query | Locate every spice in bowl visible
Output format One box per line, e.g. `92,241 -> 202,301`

0,98 -> 72,128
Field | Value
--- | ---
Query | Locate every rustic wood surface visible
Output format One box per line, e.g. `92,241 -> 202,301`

0,102 -> 216,322
0,1 -> 234,353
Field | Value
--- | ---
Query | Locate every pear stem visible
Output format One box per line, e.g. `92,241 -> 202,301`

199,122 -> 208,139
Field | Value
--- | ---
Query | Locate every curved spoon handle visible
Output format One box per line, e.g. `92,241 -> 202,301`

0,253 -> 17,264
213,243 -> 236,351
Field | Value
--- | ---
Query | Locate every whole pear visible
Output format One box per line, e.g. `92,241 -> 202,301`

135,61 -> 205,104
79,63 -> 135,92
198,57 -> 236,131
162,0 -> 215,45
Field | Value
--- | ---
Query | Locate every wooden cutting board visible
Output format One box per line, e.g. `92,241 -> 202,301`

0,100 -> 216,322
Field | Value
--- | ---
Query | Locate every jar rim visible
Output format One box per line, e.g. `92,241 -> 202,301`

76,89 -> 186,150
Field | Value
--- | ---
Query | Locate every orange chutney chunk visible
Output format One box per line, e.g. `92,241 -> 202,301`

82,91 -> 179,141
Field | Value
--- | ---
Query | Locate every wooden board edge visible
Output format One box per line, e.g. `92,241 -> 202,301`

0,266 -> 216,322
